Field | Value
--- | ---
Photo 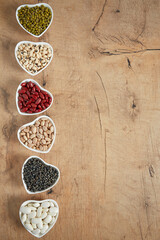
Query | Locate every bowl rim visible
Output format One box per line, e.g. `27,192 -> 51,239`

19,199 -> 59,238
16,79 -> 54,116
16,3 -> 53,38
17,115 -> 56,153
21,155 -> 60,194
15,41 -> 53,76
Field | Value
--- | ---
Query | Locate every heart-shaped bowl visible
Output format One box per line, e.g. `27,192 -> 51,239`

19,199 -> 59,238
15,41 -> 53,76
22,156 -> 60,194
16,79 -> 54,116
16,3 -> 53,38
17,115 -> 56,153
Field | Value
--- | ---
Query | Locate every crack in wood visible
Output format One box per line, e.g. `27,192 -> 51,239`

99,48 -> 160,56
92,0 -> 107,31
94,96 -> 102,135
127,58 -> 131,68
104,129 -> 107,192
96,71 -> 110,116
148,165 -> 155,177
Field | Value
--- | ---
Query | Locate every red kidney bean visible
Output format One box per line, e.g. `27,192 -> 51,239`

29,107 -> 36,112
26,90 -> 31,97
26,99 -> 32,105
32,86 -> 36,92
35,98 -> 41,105
41,103 -> 46,109
38,105 -> 42,109
35,85 -> 40,92
31,91 -> 38,96
45,103 -> 50,108
19,96 -> 24,102
22,94 -> 29,100
35,109 -> 42,113
21,82 -> 27,87
39,92 -> 45,99
32,95 -> 38,100
18,80 -> 52,114
31,103 -> 37,108
29,81 -> 34,88
18,89 -> 26,94
21,87 -> 28,91
21,107 -> 28,112
41,90 -> 47,95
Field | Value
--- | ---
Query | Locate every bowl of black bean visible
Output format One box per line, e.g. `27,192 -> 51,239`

22,156 -> 60,194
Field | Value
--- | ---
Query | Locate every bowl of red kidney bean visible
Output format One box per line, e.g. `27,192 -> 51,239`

16,79 -> 53,115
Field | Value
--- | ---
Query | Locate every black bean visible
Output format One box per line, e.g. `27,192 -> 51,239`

23,157 -> 59,192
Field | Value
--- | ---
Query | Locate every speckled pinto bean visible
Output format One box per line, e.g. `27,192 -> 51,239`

18,81 -> 52,114
19,117 -> 55,152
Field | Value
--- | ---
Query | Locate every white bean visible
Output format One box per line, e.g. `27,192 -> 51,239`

40,224 -> 49,234
29,211 -> 36,219
37,207 -> 42,217
41,201 -> 50,208
20,206 -> 31,214
25,223 -> 33,231
50,217 -> 56,225
37,221 -> 43,230
41,212 -> 47,219
44,214 -> 52,223
33,203 -> 40,208
32,218 -> 42,224
21,214 -> 26,223
32,229 -> 40,235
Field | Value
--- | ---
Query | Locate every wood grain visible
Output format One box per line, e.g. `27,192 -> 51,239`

0,0 -> 160,239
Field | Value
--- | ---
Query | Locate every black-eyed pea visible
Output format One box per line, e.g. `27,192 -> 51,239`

27,132 -> 30,138
45,137 -> 51,142
39,128 -> 43,134
43,145 -> 48,151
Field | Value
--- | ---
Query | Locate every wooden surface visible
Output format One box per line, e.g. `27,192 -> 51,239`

0,0 -> 160,239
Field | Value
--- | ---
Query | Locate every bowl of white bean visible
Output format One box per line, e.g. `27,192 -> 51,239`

19,199 -> 59,238
15,41 -> 53,76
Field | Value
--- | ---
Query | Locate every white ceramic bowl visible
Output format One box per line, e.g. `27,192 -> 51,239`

22,156 -> 60,194
16,79 -> 53,116
16,3 -> 53,38
15,41 -> 53,76
19,199 -> 59,238
17,115 -> 56,153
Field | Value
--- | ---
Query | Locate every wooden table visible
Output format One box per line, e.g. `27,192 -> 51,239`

0,0 -> 160,239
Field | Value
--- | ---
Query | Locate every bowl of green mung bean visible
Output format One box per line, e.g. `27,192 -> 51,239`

16,3 -> 53,38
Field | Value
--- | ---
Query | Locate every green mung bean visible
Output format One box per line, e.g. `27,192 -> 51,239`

18,5 -> 52,36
